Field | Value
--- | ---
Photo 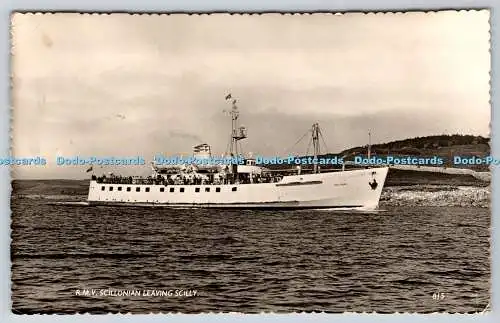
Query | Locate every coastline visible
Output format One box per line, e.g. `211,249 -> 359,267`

380,169 -> 490,208
380,185 -> 490,208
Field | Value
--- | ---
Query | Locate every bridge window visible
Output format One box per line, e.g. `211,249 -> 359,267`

118,187 -> 122,191
127,187 -> 131,192
101,186 -> 105,191
180,187 -> 185,193
170,187 -> 174,193
136,187 -> 140,192
205,187 -> 210,192
195,187 -> 200,193
109,187 -> 113,191
232,187 -> 237,192
160,187 -> 164,192
145,187 -> 150,192
216,187 -> 221,192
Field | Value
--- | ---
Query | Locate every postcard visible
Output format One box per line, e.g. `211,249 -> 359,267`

9,11 -> 491,314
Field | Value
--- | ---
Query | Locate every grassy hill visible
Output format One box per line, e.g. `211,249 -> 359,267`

274,134 -> 490,167
339,134 -> 490,171
266,134 -> 491,182
341,134 -> 489,156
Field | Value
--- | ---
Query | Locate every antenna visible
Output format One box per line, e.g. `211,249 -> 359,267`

312,123 -> 320,174
368,130 -> 372,159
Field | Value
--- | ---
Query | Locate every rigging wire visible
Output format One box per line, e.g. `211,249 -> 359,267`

224,133 -> 232,156
238,141 -> 244,157
305,135 -> 313,156
318,128 -> 329,154
281,129 -> 311,156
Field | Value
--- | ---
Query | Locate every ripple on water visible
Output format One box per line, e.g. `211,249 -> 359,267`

10,184 -> 491,313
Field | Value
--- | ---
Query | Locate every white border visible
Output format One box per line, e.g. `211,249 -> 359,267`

1,1 -> 497,322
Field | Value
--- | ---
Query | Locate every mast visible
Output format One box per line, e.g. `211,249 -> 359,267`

224,94 -> 247,182
312,123 -> 320,174
225,94 -> 247,154
230,98 -> 239,156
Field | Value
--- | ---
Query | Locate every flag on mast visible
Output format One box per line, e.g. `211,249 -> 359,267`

225,93 -> 232,100
86,166 -> 93,173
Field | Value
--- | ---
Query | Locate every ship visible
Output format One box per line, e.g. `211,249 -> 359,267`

87,95 -> 389,210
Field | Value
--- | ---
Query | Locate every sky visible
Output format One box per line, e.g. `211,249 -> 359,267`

10,11 -> 491,179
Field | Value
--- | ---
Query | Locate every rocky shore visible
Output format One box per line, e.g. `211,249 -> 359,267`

380,185 -> 490,208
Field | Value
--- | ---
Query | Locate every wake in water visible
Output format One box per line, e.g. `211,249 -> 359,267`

45,201 -> 388,213
306,208 -> 388,214
14,194 -> 85,200
46,201 -> 90,206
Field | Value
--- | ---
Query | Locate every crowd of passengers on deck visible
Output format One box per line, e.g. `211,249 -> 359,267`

92,172 -> 283,185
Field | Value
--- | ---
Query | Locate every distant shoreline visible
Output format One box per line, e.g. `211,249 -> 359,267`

384,168 -> 489,187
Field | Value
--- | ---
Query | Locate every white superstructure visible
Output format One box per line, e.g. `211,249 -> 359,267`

88,167 -> 388,210
87,95 -> 389,210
